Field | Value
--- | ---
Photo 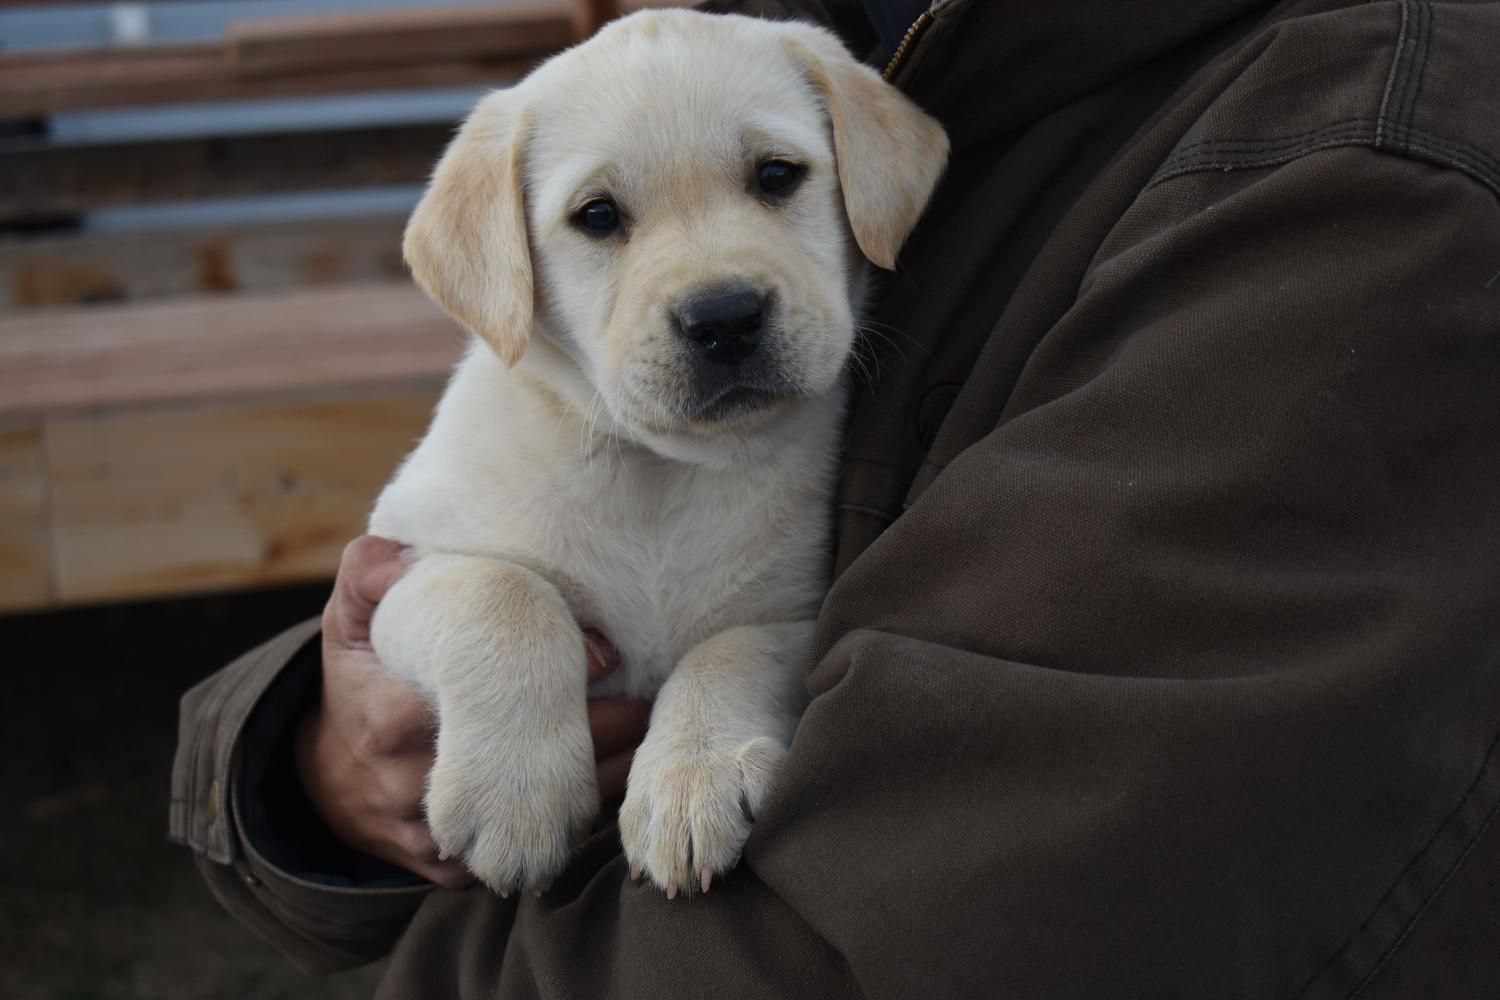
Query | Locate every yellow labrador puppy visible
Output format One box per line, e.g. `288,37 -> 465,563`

369,9 -> 947,898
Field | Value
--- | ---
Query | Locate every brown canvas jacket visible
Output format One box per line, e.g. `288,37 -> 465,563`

172,1 -> 1500,996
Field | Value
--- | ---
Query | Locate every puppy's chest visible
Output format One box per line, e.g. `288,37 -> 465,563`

537,471 -> 814,698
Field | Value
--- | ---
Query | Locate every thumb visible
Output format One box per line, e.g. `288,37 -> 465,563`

324,536 -> 413,649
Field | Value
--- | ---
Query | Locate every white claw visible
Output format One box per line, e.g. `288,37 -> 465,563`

701,868 -> 713,893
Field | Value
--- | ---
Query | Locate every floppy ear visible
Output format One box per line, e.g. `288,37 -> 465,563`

784,28 -> 949,270
404,89 -> 533,366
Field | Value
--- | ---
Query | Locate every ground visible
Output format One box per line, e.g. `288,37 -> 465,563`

1,583 -> 383,1000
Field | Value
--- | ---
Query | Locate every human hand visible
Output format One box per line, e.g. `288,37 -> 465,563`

295,535 -> 650,887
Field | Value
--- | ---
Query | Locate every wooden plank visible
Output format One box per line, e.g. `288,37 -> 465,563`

0,215 -> 408,310
580,0 -> 619,32
0,282 -> 467,419
43,388 -> 440,605
227,3 -> 578,77
0,123 -> 452,217
0,424 -> 52,611
0,46 -> 536,119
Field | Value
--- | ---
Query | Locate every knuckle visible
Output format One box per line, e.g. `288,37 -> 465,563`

339,536 -> 376,573
366,700 -> 425,751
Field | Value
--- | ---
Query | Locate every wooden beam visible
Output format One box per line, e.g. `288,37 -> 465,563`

0,425 -> 50,611
39,387 -> 441,606
227,3 -> 578,77
0,123 -> 451,217
0,282 -> 466,419
0,46 -> 536,120
579,0 -> 620,33
0,215 -> 408,310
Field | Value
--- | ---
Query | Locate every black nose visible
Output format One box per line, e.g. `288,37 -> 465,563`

676,290 -> 765,366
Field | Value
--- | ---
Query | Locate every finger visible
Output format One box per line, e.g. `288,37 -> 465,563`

389,823 -> 476,888
596,748 -> 636,801
369,755 -> 438,822
583,629 -> 622,683
587,698 -> 652,760
412,860 -> 478,890
353,678 -> 438,758
325,535 -> 412,648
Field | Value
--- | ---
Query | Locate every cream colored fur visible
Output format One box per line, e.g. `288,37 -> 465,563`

369,9 -> 947,897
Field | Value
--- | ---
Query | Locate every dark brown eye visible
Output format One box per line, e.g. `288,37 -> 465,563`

757,160 -> 804,196
576,198 -> 620,234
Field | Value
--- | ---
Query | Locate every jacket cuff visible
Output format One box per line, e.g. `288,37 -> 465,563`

237,639 -> 420,887
171,617 -> 323,863
171,617 -> 431,973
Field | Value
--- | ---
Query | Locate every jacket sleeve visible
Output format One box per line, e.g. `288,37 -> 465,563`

378,149 -> 1500,998
170,618 -> 430,974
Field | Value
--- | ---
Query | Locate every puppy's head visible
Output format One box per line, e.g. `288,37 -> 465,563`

405,11 -> 948,453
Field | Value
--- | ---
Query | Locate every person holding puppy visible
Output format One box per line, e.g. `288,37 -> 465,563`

174,0 -> 1500,997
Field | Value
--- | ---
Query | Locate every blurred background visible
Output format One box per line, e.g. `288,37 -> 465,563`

0,1 -> 669,995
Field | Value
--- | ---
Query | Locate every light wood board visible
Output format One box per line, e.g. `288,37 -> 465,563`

0,282 -> 466,419
0,387 -> 442,610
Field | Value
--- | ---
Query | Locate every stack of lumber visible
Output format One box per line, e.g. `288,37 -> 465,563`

0,0 -> 681,612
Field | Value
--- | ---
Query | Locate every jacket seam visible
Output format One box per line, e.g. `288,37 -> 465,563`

202,619 -> 322,865
1149,124 -> 1499,200
1149,131 -> 1377,187
1148,1 -> 1498,198
1168,118 -> 1380,157
836,500 -> 901,522
1350,792 -> 1500,999
231,770 -> 433,904
200,640 -> 281,863
1373,0 -> 1410,149
1386,122 -> 1500,188
1296,713 -> 1500,998
1398,2 -> 1433,141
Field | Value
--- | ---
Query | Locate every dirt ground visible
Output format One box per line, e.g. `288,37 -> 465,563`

1,583 -> 384,1000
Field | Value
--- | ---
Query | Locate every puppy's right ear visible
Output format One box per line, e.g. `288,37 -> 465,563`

404,89 -> 533,367
781,26 -> 948,271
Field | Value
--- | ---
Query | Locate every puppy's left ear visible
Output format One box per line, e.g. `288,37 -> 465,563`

404,89 -> 533,367
783,26 -> 949,270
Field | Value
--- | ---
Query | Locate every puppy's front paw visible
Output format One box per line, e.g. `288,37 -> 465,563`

619,734 -> 786,898
426,718 -> 598,895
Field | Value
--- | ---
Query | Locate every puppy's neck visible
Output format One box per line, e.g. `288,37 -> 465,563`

506,325 -> 632,457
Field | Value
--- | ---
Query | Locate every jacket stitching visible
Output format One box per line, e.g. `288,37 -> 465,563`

1164,119 -> 1377,159
1390,123 -> 1500,175
1374,0 -> 1410,149
1296,718 -> 1500,999
836,500 -> 901,521
1151,137 -> 1377,187
1398,2 -> 1433,140
204,620 -> 322,865
1391,142 -> 1500,196
1149,124 -> 1499,199
1388,0 -> 1426,150
1388,1 -> 1416,141
1375,121 -> 1500,193
200,642 -> 277,863
1351,797 -> 1500,998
